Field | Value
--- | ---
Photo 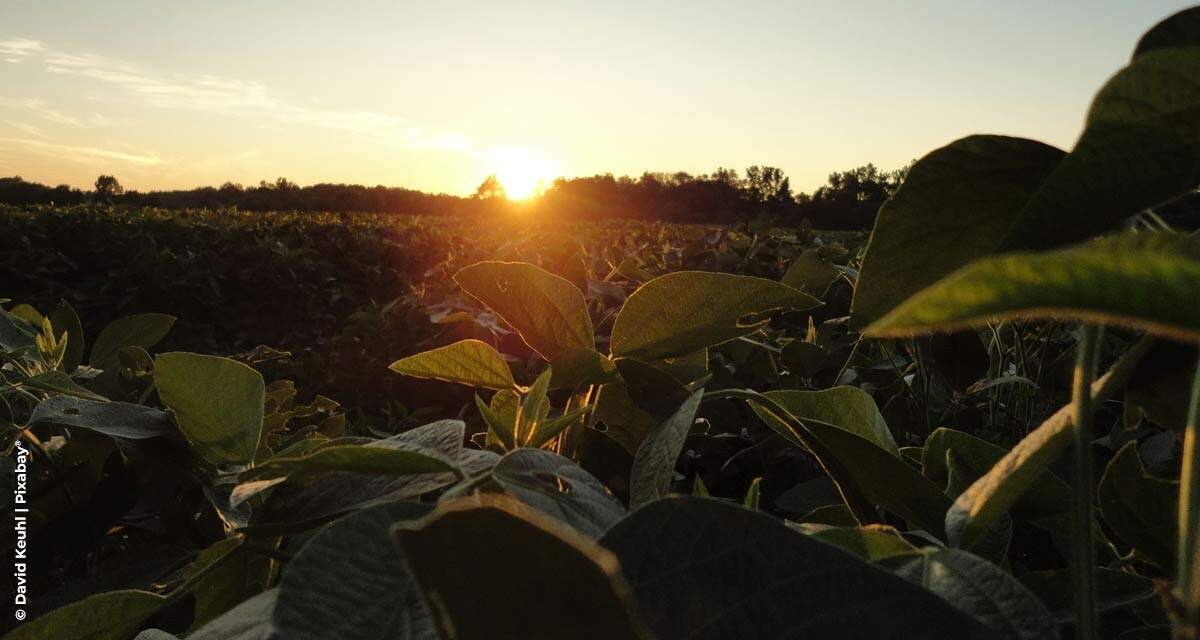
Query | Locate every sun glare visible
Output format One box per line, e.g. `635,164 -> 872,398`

489,148 -> 557,200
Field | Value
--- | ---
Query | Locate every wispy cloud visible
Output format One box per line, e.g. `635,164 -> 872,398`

0,97 -> 83,127
4,121 -> 45,137
0,137 -> 161,166
8,36 -> 475,152
0,38 -> 43,59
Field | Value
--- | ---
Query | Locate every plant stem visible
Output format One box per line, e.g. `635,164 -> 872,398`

1072,324 -> 1101,640
1175,355 -> 1200,640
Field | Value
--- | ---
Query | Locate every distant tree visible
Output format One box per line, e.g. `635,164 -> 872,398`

744,166 -> 792,206
474,174 -> 507,200
796,163 -> 908,229
94,175 -> 124,202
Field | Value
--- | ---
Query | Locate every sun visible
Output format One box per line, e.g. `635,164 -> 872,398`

488,148 -> 557,200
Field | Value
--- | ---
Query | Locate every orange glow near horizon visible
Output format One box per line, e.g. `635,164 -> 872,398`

489,148 -> 558,200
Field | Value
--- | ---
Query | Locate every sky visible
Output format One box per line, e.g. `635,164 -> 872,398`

0,0 -> 1193,197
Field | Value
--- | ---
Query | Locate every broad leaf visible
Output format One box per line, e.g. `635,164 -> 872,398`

942,337 -> 1152,549
922,428 -> 1072,520
611,271 -> 819,361
388,339 -> 515,390
781,249 -> 839,297
454,261 -> 594,360
867,233 -> 1200,342
629,390 -> 703,509
394,495 -> 652,640
895,548 -> 1057,640
492,448 -> 626,537
807,524 -> 919,561
600,497 -> 1000,639
5,590 -> 167,640
1098,442 -> 1179,572
30,395 -> 174,439
90,313 -> 176,373
239,443 -> 459,483
750,394 -> 951,536
252,421 -> 465,526
23,371 -> 109,401
1134,6 -> 1200,57
154,352 -> 265,465
48,302 -> 85,373
274,502 -> 435,640
763,387 -> 898,455
1004,33 -> 1200,249
851,135 -> 1064,326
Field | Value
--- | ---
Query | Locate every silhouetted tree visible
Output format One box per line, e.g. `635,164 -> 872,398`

94,175 -> 124,203
474,175 -> 506,200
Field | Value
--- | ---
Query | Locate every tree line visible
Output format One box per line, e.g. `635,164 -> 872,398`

1,163 -> 914,229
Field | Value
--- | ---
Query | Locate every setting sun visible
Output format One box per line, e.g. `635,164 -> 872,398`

488,148 -> 558,200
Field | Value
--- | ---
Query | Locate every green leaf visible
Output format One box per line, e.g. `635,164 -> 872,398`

5,590 -> 167,640
763,387 -> 898,455
239,443 -> 459,483
600,497 -> 1000,639
274,502 -> 435,640
492,448 -> 626,537
749,393 -> 951,536
1134,6 -> 1200,57
781,249 -> 839,297
23,371 -> 108,401
388,339 -> 515,390
515,367 -> 553,446
549,347 -> 618,390
48,302 -> 84,373
526,404 -> 591,450
867,233 -> 1200,341
943,337 -> 1153,549
90,313 -> 176,373
1098,442 -> 1179,572
593,382 -> 660,454
475,392 -> 516,451
394,495 -> 652,640
629,390 -> 703,509
0,308 -> 37,353
252,420 -> 465,526
922,428 -> 1072,520
454,261 -> 594,361
851,135 -> 1064,326
30,395 -> 174,439
1003,39 -> 1200,249
611,271 -> 819,361
808,524 -> 918,562
895,548 -> 1057,640
154,352 -> 265,465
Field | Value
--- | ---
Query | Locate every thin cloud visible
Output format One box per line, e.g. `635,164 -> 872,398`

0,137 -> 161,166
0,97 -> 83,127
5,121 -> 45,137
0,38 -> 43,58
13,37 -> 475,152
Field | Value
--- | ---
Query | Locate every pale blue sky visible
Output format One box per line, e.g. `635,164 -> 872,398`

0,1 -> 1192,195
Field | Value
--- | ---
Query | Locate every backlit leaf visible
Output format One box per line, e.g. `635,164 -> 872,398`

155,352 -> 264,465
388,339 -> 515,390
611,271 -> 819,361
867,233 -> 1200,343
454,261 -> 594,360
